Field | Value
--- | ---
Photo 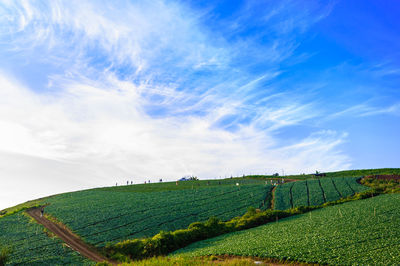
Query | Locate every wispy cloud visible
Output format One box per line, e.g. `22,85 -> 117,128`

327,102 -> 400,120
0,0 -> 351,209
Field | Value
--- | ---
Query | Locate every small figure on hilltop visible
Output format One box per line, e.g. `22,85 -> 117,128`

131,181 -> 133,185
40,206 -> 44,217
176,181 -> 179,186
127,181 -> 129,185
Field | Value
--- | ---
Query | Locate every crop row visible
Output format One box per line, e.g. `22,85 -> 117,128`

45,184 -> 271,247
47,183 -> 259,228
0,212 -> 92,265
274,177 -> 369,210
172,193 -> 400,265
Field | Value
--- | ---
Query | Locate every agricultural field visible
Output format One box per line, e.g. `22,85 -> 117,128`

274,177 -> 369,210
172,193 -> 400,265
97,178 -> 265,193
44,181 -> 272,247
0,212 -> 92,265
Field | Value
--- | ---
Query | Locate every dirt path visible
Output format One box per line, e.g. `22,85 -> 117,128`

27,207 -> 116,265
270,186 -> 277,209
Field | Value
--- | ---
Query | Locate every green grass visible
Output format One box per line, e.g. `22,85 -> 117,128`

116,256 -> 257,265
0,199 -> 44,219
44,181 -> 271,247
274,177 -> 369,210
0,212 -> 93,265
172,194 -> 400,265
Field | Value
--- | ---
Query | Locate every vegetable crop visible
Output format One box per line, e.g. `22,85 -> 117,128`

44,181 -> 272,247
0,212 -> 92,265
172,193 -> 400,265
274,177 -> 368,210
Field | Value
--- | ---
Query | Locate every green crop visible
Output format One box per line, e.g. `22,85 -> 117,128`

274,177 -> 368,210
0,212 -> 93,265
44,182 -> 272,247
306,179 -> 325,206
172,193 -> 400,265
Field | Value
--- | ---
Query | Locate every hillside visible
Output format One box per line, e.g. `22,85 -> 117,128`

172,193 -> 400,265
274,177 -> 369,210
0,168 -> 399,265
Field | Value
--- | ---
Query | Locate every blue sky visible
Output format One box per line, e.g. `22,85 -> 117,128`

0,0 -> 399,209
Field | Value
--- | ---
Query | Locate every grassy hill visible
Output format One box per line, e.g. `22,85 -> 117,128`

0,168 -> 399,265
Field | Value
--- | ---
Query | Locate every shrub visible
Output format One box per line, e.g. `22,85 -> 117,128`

0,246 -> 10,266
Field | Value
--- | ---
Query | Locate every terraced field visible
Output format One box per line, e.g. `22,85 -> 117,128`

44,181 -> 271,247
172,193 -> 400,265
0,212 -> 92,265
274,177 -> 369,210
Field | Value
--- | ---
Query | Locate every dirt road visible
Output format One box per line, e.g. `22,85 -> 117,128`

27,207 -> 116,265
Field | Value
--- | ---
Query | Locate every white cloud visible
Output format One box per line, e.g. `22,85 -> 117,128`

0,1 -> 350,209
327,102 -> 400,120
0,72 -> 350,209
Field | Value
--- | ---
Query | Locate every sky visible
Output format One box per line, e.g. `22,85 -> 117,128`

0,0 -> 399,210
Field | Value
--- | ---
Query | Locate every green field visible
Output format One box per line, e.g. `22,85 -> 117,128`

0,212 -> 93,265
274,177 -> 369,210
44,180 -> 271,247
1,169 -> 398,265
245,168 -> 400,180
172,193 -> 400,265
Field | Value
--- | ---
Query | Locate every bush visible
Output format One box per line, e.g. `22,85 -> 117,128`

0,246 -> 10,266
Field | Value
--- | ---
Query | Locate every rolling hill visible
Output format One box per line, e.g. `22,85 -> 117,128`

1,168 -> 399,265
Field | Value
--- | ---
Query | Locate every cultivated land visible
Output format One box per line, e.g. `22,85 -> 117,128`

44,181 -> 271,247
274,177 -> 369,210
172,193 -> 400,265
0,168 -> 399,265
0,212 -> 93,265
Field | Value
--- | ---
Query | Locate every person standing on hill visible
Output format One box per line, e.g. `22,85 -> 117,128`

40,207 -> 44,217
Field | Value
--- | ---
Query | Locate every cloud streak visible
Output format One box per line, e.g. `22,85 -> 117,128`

0,0 -> 351,209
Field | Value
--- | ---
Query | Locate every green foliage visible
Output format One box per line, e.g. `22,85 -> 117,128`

0,212 -> 93,265
106,206 -> 311,260
0,199 -> 45,219
274,177 -> 369,210
173,194 -> 400,265
0,246 -> 10,266
44,182 -> 271,247
361,177 -> 400,193
115,256 -> 257,265
107,183 -> 383,262
307,179 -> 325,205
